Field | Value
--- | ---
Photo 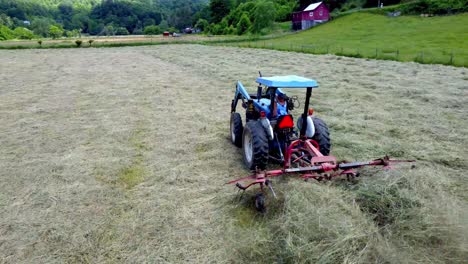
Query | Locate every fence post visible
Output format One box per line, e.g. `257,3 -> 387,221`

449,51 -> 454,65
326,45 -> 329,54
375,48 -> 378,58
396,49 -> 399,60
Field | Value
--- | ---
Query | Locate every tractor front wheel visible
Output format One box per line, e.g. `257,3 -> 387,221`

312,117 -> 331,156
230,112 -> 243,147
242,121 -> 269,170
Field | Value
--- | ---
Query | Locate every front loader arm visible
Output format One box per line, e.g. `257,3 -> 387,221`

231,81 -> 251,112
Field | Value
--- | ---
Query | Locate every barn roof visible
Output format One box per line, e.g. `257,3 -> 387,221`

304,2 -> 323,11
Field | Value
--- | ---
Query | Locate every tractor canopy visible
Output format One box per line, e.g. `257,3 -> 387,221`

256,75 -> 318,88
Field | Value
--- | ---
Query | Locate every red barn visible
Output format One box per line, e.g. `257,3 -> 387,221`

292,2 -> 330,30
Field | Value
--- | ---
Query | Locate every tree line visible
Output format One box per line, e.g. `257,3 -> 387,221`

0,0 -> 299,39
1,0 -> 465,40
0,0 -> 206,40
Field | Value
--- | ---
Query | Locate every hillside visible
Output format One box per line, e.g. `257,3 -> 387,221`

0,0 -> 208,38
242,12 -> 468,66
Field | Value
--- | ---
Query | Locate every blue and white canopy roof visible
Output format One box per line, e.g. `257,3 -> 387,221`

256,75 -> 318,88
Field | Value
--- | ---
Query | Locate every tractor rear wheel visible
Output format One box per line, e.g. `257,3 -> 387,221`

230,112 -> 243,147
312,117 -> 331,156
242,121 -> 269,170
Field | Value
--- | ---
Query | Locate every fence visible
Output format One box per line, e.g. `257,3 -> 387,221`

226,41 -> 465,67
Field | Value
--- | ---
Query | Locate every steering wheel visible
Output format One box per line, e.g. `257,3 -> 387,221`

289,95 -> 300,109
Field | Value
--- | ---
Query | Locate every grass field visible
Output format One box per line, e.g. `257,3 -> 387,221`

0,34 -> 249,49
0,45 -> 467,263
228,12 -> 468,67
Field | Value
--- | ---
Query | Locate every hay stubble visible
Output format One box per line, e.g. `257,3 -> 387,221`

0,45 -> 466,263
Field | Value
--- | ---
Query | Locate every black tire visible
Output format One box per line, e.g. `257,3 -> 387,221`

255,193 -> 266,213
242,121 -> 269,170
312,117 -> 331,156
230,113 -> 243,147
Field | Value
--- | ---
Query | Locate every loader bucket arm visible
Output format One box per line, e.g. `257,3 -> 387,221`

231,81 -> 251,112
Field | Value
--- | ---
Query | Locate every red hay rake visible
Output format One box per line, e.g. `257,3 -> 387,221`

227,138 -> 414,211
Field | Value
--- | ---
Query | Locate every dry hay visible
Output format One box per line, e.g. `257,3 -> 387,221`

0,45 -> 467,263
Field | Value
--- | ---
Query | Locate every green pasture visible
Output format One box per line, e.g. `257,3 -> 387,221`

229,12 -> 468,67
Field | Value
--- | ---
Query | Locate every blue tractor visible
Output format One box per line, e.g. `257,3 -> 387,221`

230,74 -> 331,170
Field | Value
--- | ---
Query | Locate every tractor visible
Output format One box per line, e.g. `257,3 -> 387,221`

230,74 -> 329,170
228,74 -> 414,212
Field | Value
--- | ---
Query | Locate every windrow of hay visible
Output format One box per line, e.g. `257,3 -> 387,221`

0,45 -> 466,263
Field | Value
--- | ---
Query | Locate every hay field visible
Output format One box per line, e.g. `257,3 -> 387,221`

0,35 -> 241,49
0,45 -> 467,263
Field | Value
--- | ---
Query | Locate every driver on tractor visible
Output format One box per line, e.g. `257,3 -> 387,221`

276,92 -> 288,116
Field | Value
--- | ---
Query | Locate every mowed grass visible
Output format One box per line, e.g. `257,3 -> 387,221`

231,12 -> 468,66
0,45 -> 467,263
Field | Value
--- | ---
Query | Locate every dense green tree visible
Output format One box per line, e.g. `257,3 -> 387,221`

65,29 -> 81,38
58,3 -> 73,16
251,1 -> 276,34
159,20 -> 169,31
223,24 -> 236,34
0,13 -> 13,27
115,26 -> 129,35
236,12 -> 251,35
31,17 -> 53,37
13,27 -> 35,39
218,17 -> 228,32
144,25 -> 161,35
6,7 -> 26,20
103,25 -> 115,36
226,1 -> 256,28
0,25 -> 14,40
169,5 -> 193,29
143,18 -> 155,27
192,5 -> 211,25
49,25 -> 63,39
195,18 -> 209,31
70,11 -> 89,31
87,20 -> 104,35
210,0 -> 231,23
168,26 -> 179,33
209,23 -> 222,34
275,0 -> 297,21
